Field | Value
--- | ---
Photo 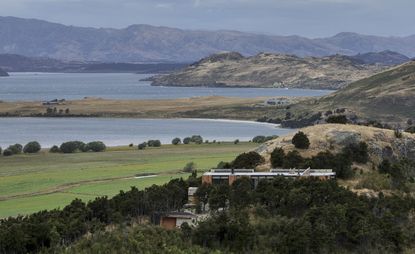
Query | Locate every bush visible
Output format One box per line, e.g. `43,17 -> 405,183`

183,137 -> 191,144
147,140 -> 161,147
138,142 -> 147,150
49,145 -> 60,153
183,162 -> 196,173
3,149 -> 13,156
292,131 -> 310,149
343,142 -> 369,164
283,150 -> 304,168
356,172 -> 391,191
7,144 -> 23,154
172,138 -> 181,145
378,159 -> 392,174
394,129 -> 403,138
270,147 -> 285,168
191,135 -> 203,144
60,141 -> 86,153
234,139 -> 240,145
232,151 -> 264,169
23,141 -> 41,153
405,126 -> 415,134
85,141 -> 106,152
129,143 -> 134,147
252,135 -> 278,143
326,115 -> 348,124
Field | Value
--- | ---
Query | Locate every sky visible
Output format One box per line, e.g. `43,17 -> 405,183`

0,0 -> 413,37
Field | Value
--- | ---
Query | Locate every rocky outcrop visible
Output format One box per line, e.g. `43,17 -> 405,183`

149,52 -> 385,89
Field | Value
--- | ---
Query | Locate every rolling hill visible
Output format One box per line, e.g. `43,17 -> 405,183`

148,52 -> 385,89
314,60 -> 415,121
1,16 -> 415,62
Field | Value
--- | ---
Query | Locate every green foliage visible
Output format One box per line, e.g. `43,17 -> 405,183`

23,141 -> 41,154
283,150 -> 304,168
378,159 -> 392,174
232,151 -> 264,169
49,145 -> 60,153
60,141 -> 86,153
270,147 -> 285,167
190,135 -> 203,144
233,139 -> 239,144
138,142 -> 147,150
183,137 -> 191,144
85,141 -> 106,152
3,149 -> 13,156
183,162 -> 196,173
172,137 -> 181,145
356,172 -> 391,191
343,142 -> 369,164
252,135 -> 277,143
147,140 -> 161,147
326,115 -> 348,124
292,131 -> 310,149
7,144 -> 23,155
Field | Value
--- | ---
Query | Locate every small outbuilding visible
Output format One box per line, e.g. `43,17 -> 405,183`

160,211 -> 197,230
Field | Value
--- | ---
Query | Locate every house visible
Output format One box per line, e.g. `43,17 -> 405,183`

187,187 -> 198,205
160,211 -> 197,230
264,98 -> 291,106
202,168 -> 335,186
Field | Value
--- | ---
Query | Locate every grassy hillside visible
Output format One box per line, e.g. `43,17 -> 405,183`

0,142 -> 256,218
317,60 -> 415,121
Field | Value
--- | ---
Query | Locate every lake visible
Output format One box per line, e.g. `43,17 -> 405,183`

0,118 -> 294,148
0,72 -> 332,101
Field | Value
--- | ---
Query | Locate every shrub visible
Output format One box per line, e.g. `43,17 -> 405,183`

292,131 -> 310,149
405,126 -> 415,134
191,135 -> 203,144
356,172 -> 391,191
326,115 -> 348,124
343,142 -> 369,164
183,162 -> 196,173
49,145 -> 60,153
138,142 -> 147,150
394,129 -> 403,138
23,141 -> 41,153
270,147 -> 285,168
378,159 -> 392,174
3,149 -> 13,156
147,140 -> 161,147
85,141 -> 106,152
252,136 -> 266,143
283,150 -> 304,168
234,139 -> 240,145
232,151 -> 264,169
183,137 -> 191,144
7,144 -> 23,154
172,138 -> 181,145
60,141 -> 86,153
129,143 -> 134,147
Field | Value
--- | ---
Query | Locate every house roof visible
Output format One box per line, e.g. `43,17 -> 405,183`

163,211 -> 197,219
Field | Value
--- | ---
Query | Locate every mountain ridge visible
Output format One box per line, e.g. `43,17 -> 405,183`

1,16 -> 415,62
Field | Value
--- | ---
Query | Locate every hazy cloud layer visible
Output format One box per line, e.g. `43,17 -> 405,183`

0,0 -> 413,37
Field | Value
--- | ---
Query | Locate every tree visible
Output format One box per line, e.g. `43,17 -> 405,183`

194,183 -> 212,212
230,177 -> 252,208
138,142 -> 147,150
208,184 -> 229,211
343,142 -> 369,164
183,137 -> 191,144
270,147 -> 285,167
326,115 -> 348,124
234,139 -> 240,145
49,145 -> 60,153
85,141 -> 106,152
3,149 -> 13,156
378,159 -> 392,174
191,135 -> 203,144
172,137 -> 181,145
283,150 -> 304,168
252,136 -> 266,143
23,141 -> 41,153
232,152 -> 264,169
183,162 -> 196,173
60,141 -> 85,153
292,132 -> 310,149
7,144 -> 23,154
147,140 -> 161,147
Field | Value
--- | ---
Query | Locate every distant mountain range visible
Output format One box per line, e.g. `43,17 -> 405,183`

1,16 -> 415,62
0,54 -> 187,73
147,51 -> 404,89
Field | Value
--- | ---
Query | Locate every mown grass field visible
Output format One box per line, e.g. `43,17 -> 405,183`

0,142 -> 256,218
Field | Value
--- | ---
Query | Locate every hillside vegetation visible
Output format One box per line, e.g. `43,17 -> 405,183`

314,60 -> 415,122
149,52 -> 384,89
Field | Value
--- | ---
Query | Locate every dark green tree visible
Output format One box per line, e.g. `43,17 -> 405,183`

292,131 -> 310,149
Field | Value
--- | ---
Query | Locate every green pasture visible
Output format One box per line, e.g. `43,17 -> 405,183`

0,142 -> 256,218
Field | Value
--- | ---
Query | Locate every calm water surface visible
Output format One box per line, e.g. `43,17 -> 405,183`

0,72 -> 332,101
0,118 -> 295,148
